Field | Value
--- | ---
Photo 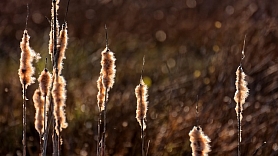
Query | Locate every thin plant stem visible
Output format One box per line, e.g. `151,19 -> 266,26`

40,135 -> 43,155
102,88 -> 108,156
57,131 -> 60,156
146,140 -> 150,156
23,83 -> 27,156
97,111 -> 102,156
43,103 -> 54,156
141,118 -> 145,156
237,102 -> 241,156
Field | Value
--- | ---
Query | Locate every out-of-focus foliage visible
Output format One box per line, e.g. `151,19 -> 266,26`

0,0 -> 278,155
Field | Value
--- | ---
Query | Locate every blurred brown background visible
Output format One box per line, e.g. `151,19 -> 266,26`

1,0 -> 278,155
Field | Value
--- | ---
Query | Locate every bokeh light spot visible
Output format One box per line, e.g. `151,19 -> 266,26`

167,58 -> 176,69
214,21 -> 222,29
155,30 -> 167,42
143,76 -> 152,87
153,10 -> 164,20
225,5 -> 234,15
32,12 -> 43,24
194,70 -> 201,78
186,0 -> 197,8
213,45 -> 220,52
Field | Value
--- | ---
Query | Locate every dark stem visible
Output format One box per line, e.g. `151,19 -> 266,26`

25,4 -> 29,30
23,83 -> 27,156
52,1 -> 59,155
237,103 -> 241,156
57,130 -> 60,156
40,134 -> 43,156
141,118 -> 145,156
101,88 -> 108,156
146,140 -> 150,156
97,111 -> 102,156
52,124 -> 58,156
104,25 -> 108,48
43,104 -> 54,156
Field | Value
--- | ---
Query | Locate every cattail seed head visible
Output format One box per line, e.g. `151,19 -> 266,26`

135,79 -> 148,130
18,30 -> 41,88
97,74 -> 106,111
38,68 -> 52,97
33,89 -> 45,136
234,66 -> 249,142
234,66 -> 249,114
56,23 -> 68,74
100,47 -> 116,90
189,126 -> 211,156
52,75 -> 68,135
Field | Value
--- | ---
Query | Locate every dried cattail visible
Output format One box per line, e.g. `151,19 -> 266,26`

52,75 -> 68,135
18,30 -> 41,88
234,66 -> 249,116
33,89 -> 45,136
56,23 -> 68,74
189,126 -> 211,156
38,68 -> 52,97
100,47 -> 116,90
97,74 -> 106,111
135,79 -> 148,130
49,0 -> 60,62
234,66 -> 249,142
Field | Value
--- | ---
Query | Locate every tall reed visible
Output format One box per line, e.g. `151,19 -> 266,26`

96,26 -> 116,156
18,29 -> 41,156
135,78 -> 149,156
234,38 -> 249,156
33,89 -> 45,154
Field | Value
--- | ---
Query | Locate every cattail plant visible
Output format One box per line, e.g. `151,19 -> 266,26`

56,23 -> 68,75
18,29 -> 41,156
189,126 -> 211,156
52,75 -> 68,136
234,37 -> 249,156
134,56 -> 149,156
96,26 -> 116,156
38,66 -> 52,132
43,0 -> 69,155
35,66 -> 52,155
135,78 -> 149,156
33,89 -> 45,154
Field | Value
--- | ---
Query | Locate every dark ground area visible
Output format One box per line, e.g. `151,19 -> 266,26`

0,0 -> 278,155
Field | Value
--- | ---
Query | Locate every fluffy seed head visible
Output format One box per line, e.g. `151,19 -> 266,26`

234,66 -> 249,112
33,89 -> 45,136
234,66 -> 249,142
189,126 -> 211,156
38,68 -> 52,97
18,30 -> 41,88
52,75 -> 68,135
135,79 -> 148,130
100,47 -> 116,90
56,23 -> 68,74
97,74 -> 106,111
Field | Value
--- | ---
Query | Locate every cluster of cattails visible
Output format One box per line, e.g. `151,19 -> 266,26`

18,0 -> 68,155
96,30 -> 116,155
18,1 -> 253,156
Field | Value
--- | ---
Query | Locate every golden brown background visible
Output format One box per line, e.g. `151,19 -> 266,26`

0,0 -> 278,155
